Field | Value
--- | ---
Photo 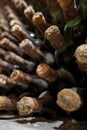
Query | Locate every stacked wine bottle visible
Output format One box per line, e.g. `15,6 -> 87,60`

0,0 -> 87,120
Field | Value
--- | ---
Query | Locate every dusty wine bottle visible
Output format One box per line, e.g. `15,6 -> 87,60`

0,96 -> 17,110
57,0 -> 78,20
74,44 -> 87,71
0,37 -> 23,56
45,25 -> 65,50
37,0 -> 52,24
36,63 -> 58,82
19,39 -> 44,61
5,51 -> 36,73
24,5 -> 35,23
0,74 -> 28,90
0,31 -> 19,43
17,91 -> 57,116
19,39 -> 55,65
11,24 -> 30,41
11,0 -> 28,12
0,58 -> 15,73
10,69 -> 49,93
56,87 -> 87,112
32,12 -> 49,35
